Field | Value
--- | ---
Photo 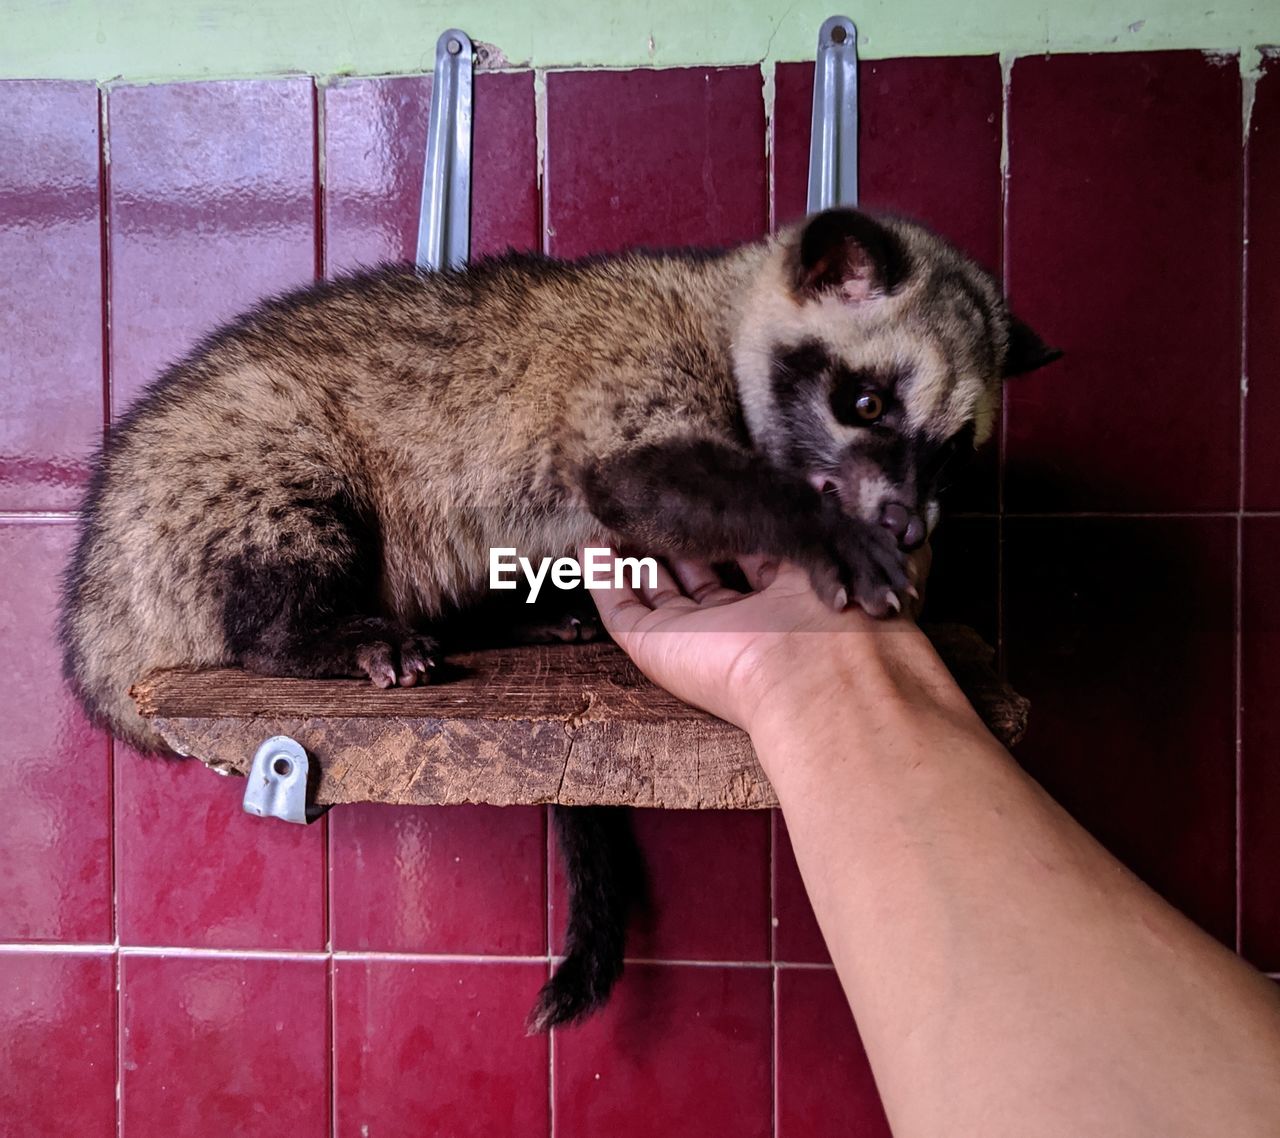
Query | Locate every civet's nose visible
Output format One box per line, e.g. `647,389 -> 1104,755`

879,502 -> 927,551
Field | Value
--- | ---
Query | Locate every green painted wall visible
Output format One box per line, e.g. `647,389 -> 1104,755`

1,0 -> 1276,82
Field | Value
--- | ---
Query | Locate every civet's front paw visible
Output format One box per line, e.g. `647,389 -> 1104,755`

805,516 -> 913,617
351,626 -> 441,688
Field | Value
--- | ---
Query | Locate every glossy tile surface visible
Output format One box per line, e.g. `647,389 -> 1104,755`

121,955 -> 328,1136
1003,517 -> 1236,944
922,516 -> 1000,645
0,82 -> 104,511
3,53 -> 1275,1138
545,67 -> 767,257
552,809 -> 771,962
1246,55 -> 1280,508
1005,52 -> 1242,513
330,803 -> 546,954
324,71 -> 538,275
0,952 -> 115,1138
334,959 -> 549,1138
773,813 -> 830,965
553,964 -> 772,1138
773,56 -> 1001,267
107,79 -> 317,414
1241,518 -> 1280,968
776,969 -> 891,1138
115,749 -> 325,949
0,522 -> 111,943
774,56 -> 1002,511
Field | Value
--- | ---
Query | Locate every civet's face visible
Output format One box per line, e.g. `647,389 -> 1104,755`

735,209 -> 1059,547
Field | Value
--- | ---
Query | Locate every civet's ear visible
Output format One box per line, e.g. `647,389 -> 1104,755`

791,209 -> 911,304
1003,316 -> 1064,377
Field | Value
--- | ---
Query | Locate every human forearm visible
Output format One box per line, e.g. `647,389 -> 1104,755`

750,629 -> 1280,1138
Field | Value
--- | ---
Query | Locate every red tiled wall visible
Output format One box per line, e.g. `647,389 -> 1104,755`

0,50 -> 1274,1134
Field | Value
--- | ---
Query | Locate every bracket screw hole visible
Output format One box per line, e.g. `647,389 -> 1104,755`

272,757 -> 293,777
446,37 -> 462,55
830,25 -> 848,44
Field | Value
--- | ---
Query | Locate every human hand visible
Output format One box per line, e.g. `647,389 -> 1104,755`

586,550 -> 899,733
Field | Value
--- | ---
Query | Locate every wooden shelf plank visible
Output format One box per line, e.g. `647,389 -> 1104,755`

131,628 -> 1028,810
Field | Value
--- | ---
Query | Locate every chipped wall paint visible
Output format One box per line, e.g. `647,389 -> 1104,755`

0,0 -> 1277,82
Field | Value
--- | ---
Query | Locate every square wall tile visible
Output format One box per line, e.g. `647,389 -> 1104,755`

773,56 -> 1002,268
0,522 -> 111,943
1246,55 -> 1280,508
777,969 -> 891,1138
1006,52 -> 1242,513
545,67 -> 767,257
1003,517 -> 1236,944
330,803 -> 546,955
0,951 -> 116,1138
324,71 -> 538,275
107,79 -> 317,414
121,954 -> 327,1136
1241,517 -> 1280,968
115,751 -> 325,950
0,82 -> 104,511
774,812 -> 829,965
773,56 -> 1003,511
921,516 -> 1000,647
552,809 -> 771,962
334,959 -> 549,1138
553,963 -> 772,1138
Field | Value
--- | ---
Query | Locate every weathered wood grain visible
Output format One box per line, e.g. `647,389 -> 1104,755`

131,627 -> 1028,810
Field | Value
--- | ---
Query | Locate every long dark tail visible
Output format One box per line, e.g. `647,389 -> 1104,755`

527,805 -> 646,1032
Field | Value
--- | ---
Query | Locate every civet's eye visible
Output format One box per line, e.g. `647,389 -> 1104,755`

830,375 -> 893,426
854,392 -> 884,422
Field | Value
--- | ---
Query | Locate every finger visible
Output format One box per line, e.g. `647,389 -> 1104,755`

668,558 -> 743,606
580,546 -> 658,639
638,558 -> 698,609
736,554 -> 779,592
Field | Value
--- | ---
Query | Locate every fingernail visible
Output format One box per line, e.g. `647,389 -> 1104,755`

833,587 -> 848,610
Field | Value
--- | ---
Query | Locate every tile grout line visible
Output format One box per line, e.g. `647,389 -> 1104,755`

545,807 -> 557,1138
15,508 -> 1280,525
996,53 -> 1013,672
762,59 -> 776,237
110,729 -> 122,1138
313,78 -> 338,1138
115,951 -> 124,1138
328,953 -> 338,1138
535,69 -> 550,255
314,76 -> 328,283
0,512 -> 80,521
769,816 -> 779,1138
1234,58 -> 1256,957
0,941 -> 834,968
97,80 -> 124,1138
98,82 -> 114,435
764,55 -> 779,1087
15,509 -> 1280,525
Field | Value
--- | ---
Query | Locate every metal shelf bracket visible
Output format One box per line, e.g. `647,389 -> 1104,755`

417,28 -> 475,270
807,15 -> 860,212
